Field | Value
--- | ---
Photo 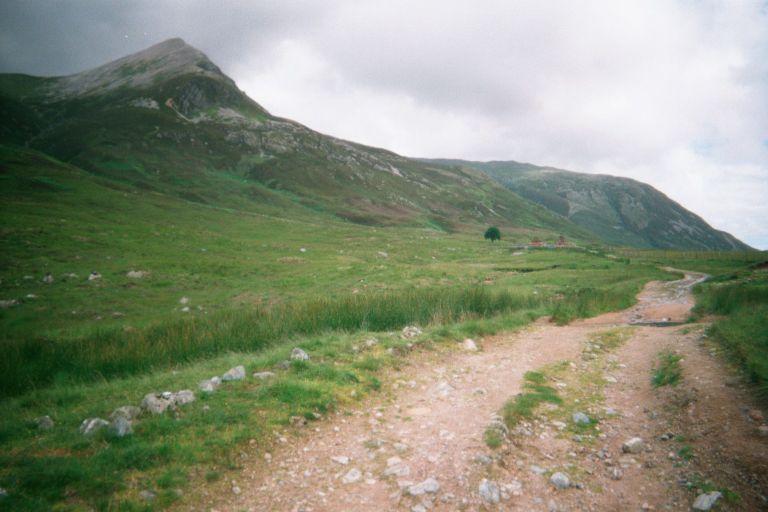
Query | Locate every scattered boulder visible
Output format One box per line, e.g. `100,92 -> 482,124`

530,465 -> 547,475
331,455 -> 350,465
692,491 -> 722,511
141,393 -> 174,415
79,417 -> 109,436
432,381 -> 454,397
479,478 -> 500,503
290,348 -> 310,361
377,251 -> 388,258
110,417 -> 133,437
401,325 -> 423,338
109,406 -> 141,422
572,412 -> 590,425
461,338 -> 478,351
622,437 -> 645,454
408,478 -> 440,496
364,337 -> 378,347
34,415 -> 55,430
609,468 -> 623,480
253,371 -> 276,380
179,296 -> 189,305
173,390 -> 195,406
474,454 -> 493,465
42,273 -> 54,284
126,270 -> 148,278
221,365 -> 246,381
198,377 -> 221,392
342,468 -> 362,484
88,271 -> 102,281
550,472 -> 570,490
0,299 -> 19,309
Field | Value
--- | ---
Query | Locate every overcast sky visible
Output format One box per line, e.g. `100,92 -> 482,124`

1,1 -> 767,248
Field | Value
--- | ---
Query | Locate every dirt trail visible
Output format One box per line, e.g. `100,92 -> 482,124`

200,271 -> 768,511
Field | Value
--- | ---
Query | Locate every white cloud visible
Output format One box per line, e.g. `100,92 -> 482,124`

230,0 -> 768,248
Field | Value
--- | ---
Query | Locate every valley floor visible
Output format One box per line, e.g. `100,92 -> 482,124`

189,273 -> 768,511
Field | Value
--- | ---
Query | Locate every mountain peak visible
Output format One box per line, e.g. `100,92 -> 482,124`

50,37 -> 226,98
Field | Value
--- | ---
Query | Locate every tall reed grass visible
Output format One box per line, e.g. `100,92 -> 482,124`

0,287 -> 544,397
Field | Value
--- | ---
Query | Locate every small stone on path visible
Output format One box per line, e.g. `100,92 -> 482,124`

408,478 -> 440,496
342,468 -> 362,484
331,455 -> 349,465
479,478 -> 500,503
550,472 -> 570,490
622,437 -> 645,454
572,411 -> 590,424
693,491 -> 722,511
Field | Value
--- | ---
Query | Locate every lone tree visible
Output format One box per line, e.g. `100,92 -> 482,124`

484,226 -> 501,242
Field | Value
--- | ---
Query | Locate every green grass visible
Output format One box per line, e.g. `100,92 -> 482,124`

501,371 -> 563,428
691,262 -> 768,395
652,350 -> 683,387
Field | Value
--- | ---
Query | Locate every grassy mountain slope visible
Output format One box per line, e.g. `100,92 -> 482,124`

429,159 -> 750,250
0,38 -> 591,242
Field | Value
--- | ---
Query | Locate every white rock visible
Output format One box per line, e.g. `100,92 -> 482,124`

109,406 -> 141,422
432,381 -> 454,397
141,393 -> 174,414
79,417 -> 109,436
408,478 -> 440,496
88,271 -> 102,281
461,338 -> 478,351
693,491 -> 722,511
550,472 -> 570,490
221,365 -> 246,381
331,455 -> 350,465
179,296 -> 189,304
126,270 -> 148,278
479,478 -> 500,503
290,348 -> 310,361
342,468 -> 362,484
253,371 -> 276,380
109,417 -> 133,437
401,325 -> 423,338
572,412 -> 590,425
622,437 -> 645,454
174,389 -> 195,406
35,415 -> 55,430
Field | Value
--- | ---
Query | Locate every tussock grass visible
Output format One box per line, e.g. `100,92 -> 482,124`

502,371 -> 562,428
0,287 -> 542,397
651,350 -> 683,387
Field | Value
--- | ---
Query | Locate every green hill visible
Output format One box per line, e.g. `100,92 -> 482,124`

428,159 -> 750,250
0,38 -> 589,241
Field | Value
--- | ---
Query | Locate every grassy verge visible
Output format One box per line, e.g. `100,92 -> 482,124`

692,262 -> 768,395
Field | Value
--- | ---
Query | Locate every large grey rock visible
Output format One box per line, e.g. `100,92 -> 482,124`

35,415 -> 55,430
221,365 -> 246,381
550,472 -> 570,490
479,478 -> 500,503
572,412 -> 590,425
693,492 -> 722,511
622,437 -> 645,454
253,371 -> 276,380
79,417 -> 109,436
408,478 -> 440,496
110,417 -> 133,437
173,389 -> 195,406
290,348 -> 310,361
109,406 -> 141,422
141,393 -> 174,415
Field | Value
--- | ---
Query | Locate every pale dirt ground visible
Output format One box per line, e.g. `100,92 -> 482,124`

189,272 -> 768,511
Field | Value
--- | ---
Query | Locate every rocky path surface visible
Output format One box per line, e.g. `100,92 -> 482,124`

199,271 -> 768,511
